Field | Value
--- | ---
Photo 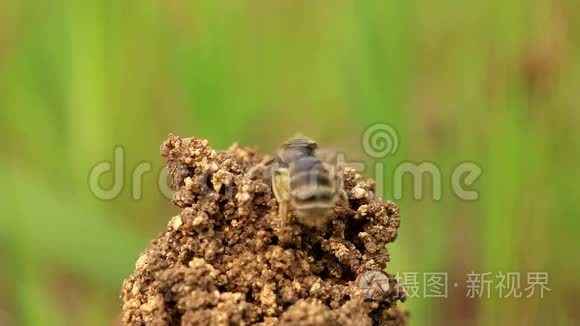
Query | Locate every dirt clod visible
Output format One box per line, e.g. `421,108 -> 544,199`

121,135 -> 409,325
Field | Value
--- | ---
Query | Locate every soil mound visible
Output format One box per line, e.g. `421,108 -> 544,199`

121,135 -> 408,325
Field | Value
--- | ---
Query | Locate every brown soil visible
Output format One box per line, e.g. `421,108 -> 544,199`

121,135 -> 409,325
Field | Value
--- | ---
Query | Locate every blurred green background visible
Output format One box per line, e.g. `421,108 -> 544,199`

1,0 -> 579,325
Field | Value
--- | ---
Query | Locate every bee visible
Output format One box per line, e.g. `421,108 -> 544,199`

271,136 -> 346,226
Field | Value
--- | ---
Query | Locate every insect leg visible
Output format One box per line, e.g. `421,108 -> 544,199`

272,168 -> 291,224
